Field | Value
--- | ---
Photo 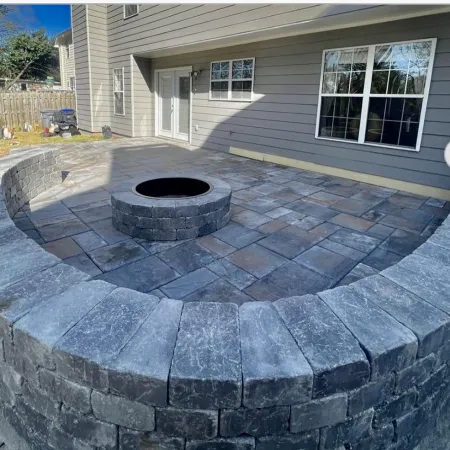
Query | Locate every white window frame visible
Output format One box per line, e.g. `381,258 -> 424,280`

113,68 -> 125,116
315,38 -> 437,152
209,57 -> 255,102
123,4 -> 139,19
69,76 -> 76,90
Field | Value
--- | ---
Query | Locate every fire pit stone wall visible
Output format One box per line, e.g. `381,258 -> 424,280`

111,175 -> 232,240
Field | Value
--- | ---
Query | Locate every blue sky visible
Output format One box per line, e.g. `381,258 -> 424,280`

11,5 -> 71,37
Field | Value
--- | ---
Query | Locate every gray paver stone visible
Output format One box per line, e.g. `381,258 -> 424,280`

374,389 -> 417,425
0,263 -> 89,331
321,408 -> 374,449
186,437 -> 255,450
240,302 -> 312,408
291,393 -> 347,433
39,368 -> 91,414
353,275 -> 450,358
220,406 -> 289,437
88,239 -> 148,272
160,268 -> 217,299
348,375 -> 394,416
108,299 -> 183,406
275,295 -> 369,397
14,280 -> 115,369
170,302 -> 241,409
382,254 -> 450,314
0,239 -> 60,290
59,405 -> 117,447
396,354 -> 436,393
319,286 -> 418,379
53,288 -> 159,390
91,390 -> 155,431
156,407 -> 218,439
256,432 -> 319,450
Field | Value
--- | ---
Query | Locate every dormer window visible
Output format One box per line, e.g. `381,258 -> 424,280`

124,5 -> 138,19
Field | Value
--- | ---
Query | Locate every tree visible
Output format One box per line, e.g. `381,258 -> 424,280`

0,5 -> 17,45
0,29 -> 54,90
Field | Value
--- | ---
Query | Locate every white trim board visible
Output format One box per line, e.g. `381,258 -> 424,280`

130,54 -> 135,137
86,5 -> 94,132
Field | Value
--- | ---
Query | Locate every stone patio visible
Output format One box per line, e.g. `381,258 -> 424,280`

13,138 -> 449,305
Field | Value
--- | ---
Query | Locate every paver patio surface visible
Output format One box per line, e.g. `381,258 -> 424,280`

14,138 -> 449,303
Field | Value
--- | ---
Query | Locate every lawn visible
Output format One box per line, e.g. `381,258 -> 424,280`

0,131 -> 105,158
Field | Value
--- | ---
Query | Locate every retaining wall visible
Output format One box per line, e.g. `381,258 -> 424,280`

0,147 -> 449,450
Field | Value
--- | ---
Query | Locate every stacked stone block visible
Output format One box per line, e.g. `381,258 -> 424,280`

111,176 -> 231,240
0,147 -> 449,449
1,149 -> 61,217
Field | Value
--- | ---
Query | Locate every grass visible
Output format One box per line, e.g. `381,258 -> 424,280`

0,131 -> 105,158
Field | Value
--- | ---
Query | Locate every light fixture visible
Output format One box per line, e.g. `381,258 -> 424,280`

190,70 -> 201,80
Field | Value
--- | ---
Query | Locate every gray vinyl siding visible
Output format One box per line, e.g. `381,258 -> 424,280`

72,5 -> 110,132
132,56 -> 153,137
87,5 -> 110,132
105,4 -> 388,57
72,5 -> 91,131
149,13 -> 450,190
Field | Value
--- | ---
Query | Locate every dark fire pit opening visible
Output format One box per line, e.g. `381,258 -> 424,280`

134,177 -> 211,199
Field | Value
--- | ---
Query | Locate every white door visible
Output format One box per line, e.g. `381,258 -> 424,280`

159,72 -> 174,138
158,69 -> 191,141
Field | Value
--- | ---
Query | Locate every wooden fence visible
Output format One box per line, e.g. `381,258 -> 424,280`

0,92 -> 76,129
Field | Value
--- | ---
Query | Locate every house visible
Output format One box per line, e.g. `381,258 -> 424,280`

0,78 -> 62,92
71,4 -> 450,199
54,28 -> 76,90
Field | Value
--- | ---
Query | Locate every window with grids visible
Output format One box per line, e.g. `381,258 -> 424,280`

124,5 -> 138,18
316,39 -> 435,151
113,68 -> 124,115
210,58 -> 254,101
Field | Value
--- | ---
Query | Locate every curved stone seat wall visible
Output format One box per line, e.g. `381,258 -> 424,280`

0,147 -> 449,450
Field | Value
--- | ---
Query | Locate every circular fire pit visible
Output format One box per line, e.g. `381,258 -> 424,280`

134,177 -> 211,199
111,175 -> 231,240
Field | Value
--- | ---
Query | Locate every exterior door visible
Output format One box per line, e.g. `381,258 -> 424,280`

158,72 -> 174,138
158,69 -> 190,141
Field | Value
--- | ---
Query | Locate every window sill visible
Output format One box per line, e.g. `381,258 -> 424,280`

113,113 -> 126,117
124,13 -> 139,19
208,98 -> 253,103
315,136 -> 420,153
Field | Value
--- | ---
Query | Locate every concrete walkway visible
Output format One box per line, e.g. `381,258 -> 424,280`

13,138 -> 449,304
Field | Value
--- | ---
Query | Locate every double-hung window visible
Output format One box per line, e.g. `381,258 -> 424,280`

316,38 -> 436,151
210,58 -> 255,101
124,5 -> 139,18
113,68 -> 125,116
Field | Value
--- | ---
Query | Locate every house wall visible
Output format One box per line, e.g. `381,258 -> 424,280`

72,5 -> 92,131
105,4 -> 445,57
148,13 -> 450,190
132,56 -> 153,137
88,4 -> 110,132
73,5 -> 450,189
103,4 -> 443,137
72,5 -> 110,132
57,43 -> 75,89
